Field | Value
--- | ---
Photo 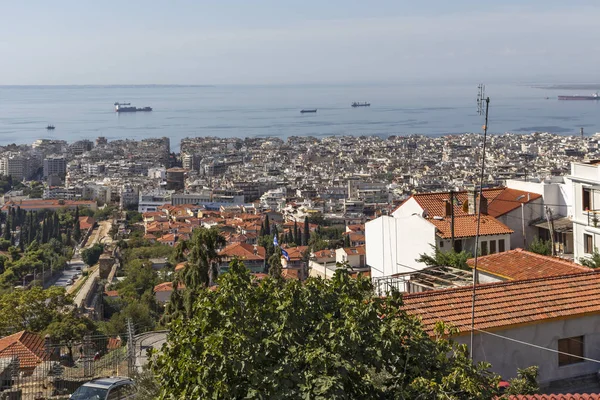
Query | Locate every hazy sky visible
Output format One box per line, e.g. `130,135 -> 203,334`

1,0 -> 599,85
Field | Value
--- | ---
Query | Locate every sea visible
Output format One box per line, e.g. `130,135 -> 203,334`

1,83 -> 600,151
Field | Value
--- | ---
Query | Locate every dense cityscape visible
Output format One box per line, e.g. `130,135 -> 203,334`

4,0 -> 600,398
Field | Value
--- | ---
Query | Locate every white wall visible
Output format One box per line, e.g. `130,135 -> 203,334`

506,179 -> 571,218
365,215 -> 436,279
454,314 -> 600,386
496,199 -> 544,250
391,197 -> 423,218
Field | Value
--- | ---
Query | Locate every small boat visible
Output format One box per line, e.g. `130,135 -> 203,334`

351,102 -> 370,107
300,109 -> 317,113
46,125 -> 55,130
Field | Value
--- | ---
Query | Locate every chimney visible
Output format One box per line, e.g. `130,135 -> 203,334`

444,199 -> 452,218
253,244 -> 258,255
478,195 -> 488,215
468,188 -> 477,215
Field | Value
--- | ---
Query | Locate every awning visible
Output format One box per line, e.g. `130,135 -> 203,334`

533,216 -> 573,233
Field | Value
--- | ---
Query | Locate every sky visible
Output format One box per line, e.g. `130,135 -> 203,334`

1,0 -> 599,85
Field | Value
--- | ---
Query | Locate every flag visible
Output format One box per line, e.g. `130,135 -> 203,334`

273,236 -> 279,247
281,248 -> 290,261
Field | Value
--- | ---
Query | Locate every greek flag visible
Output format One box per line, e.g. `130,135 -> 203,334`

281,248 -> 290,261
273,236 -> 279,247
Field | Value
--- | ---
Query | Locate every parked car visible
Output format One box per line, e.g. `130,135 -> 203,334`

75,266 -> 82,271
70,377 -> 136,399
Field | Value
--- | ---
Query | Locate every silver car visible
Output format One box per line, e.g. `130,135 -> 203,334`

69,377 -> 136,400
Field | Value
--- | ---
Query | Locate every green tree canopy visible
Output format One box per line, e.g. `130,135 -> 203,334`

152,259 -> 501,399
528,237 -> 552,256
416,245 -> 472,270
81,243 -> 104,266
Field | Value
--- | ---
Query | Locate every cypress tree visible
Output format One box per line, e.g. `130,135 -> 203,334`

293,221 -> 299,245
303,218 -> 309,246
53,212 -> 60,239
3,218 -> 10,241
28,212 -> 35,245
264,215 -> 270,236
42,217 -> 49,243
344,234 -> 351,248
73,208 -> 81,243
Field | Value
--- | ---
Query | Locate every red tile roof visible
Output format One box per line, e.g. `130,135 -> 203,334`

403,271 -> 600,335
342,246 -> 366,255
0,331 -> 49,369
2,199 -> 95,212
429,214 -> 513,239
79,216 -> 95,231
154,282 -> 185,292
175,262 -> 186,271
467,249 -> 591,281
507,396 -> 600,400
403,187 -> 540,218
219,243 -> 266,260
281,246 -> 309,261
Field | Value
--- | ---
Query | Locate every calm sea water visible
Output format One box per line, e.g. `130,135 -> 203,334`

1,83 -> 599,151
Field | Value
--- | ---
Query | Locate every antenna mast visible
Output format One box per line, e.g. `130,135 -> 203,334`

470,84 -> 490,358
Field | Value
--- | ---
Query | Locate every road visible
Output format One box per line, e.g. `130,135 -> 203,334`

51,220 -> 113,293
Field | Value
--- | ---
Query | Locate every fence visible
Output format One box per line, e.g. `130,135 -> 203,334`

0,332 -> 135,400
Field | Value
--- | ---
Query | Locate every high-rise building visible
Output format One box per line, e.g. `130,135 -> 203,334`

43,155 -> 67,178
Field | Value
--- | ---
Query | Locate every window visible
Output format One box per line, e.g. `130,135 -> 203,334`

490,240 -> 497,254
558,336 -> 584,366
498,239 -> 505,253
107,386 -> 123,400
585,234 -> 593,254
439,241 -> 444,248
481,241 -> 488,256
583,188 -> 591,211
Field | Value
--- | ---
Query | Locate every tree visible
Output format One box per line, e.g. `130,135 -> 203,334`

81,243 -> 104,266
528,236 -> 552,256
45,311 -> 97,363
73,207 -> 81,243
264,215 -> 271,236
293,221 -> 300,246
3,217 -> 10,241
152,259 -> 501,399
268,247 -> 283,278
181,227 -> 225,289
0,286 -> 73,335
504,366 -> 539,396
580,248 -> 600,269
344,234 -> 351,248
416,245 -> 472,270
303,218 -> 310,246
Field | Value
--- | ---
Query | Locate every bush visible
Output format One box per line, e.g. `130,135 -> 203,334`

81,244 -> 104,266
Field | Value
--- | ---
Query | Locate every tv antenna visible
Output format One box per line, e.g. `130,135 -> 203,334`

470,83 -> 490,359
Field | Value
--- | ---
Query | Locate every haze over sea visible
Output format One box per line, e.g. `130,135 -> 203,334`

1,83 -> 600,151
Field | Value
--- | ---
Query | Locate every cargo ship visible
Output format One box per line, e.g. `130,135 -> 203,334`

351,102 -> 370,107
558,93 -> 600,100
300,109 -> 317,113
114,102 -> 153,112
46,125 -> 55,130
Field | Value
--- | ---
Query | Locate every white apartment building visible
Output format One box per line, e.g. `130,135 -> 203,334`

569,161 -> 600,262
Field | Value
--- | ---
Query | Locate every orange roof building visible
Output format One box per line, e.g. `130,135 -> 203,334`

1,199 -> 97,213
219,243 -> 266,274
79,216 -> 96,231
0,331 -> 50,372
403,271 -> 600,386
467,248 -> 591,282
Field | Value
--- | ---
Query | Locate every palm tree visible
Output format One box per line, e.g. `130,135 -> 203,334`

182,227 -> 226,289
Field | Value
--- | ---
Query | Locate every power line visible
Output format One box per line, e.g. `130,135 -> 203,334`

412,305 -> 600,366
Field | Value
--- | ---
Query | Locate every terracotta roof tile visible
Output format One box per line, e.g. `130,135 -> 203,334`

154,282 -> 185,292
403,271 -> 600,335
508,395 -> 600,400
219,243 -> 266,260
281,246 -> 309,261
406,187 -> 540,218
0,331 -> 49,369
467,249 -> 591,281
429,215 -> 513,239
342,246 -> 366,255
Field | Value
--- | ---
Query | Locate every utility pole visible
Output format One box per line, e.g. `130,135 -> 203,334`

521,203 -> 526,249
450,190 -> 455,250
127,318 -> 135,376
471,84 -> 490,359
546,206 -> 556,256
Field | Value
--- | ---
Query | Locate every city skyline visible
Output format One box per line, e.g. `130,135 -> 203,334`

2,1 -> 600,85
